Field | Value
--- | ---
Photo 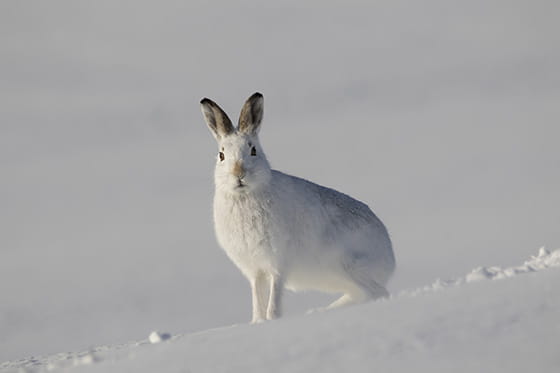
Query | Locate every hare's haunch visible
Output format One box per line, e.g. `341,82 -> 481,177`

201,93 -> 395,323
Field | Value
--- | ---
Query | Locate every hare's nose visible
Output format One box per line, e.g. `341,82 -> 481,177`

232,161 -> 246,179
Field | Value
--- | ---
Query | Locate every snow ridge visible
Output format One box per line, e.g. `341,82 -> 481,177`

401,247 -> 560,296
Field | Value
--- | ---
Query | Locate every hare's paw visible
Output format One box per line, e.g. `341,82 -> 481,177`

251,317 -> 266,324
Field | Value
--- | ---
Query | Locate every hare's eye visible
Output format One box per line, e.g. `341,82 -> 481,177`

250,146 -> 257,156
219,152 -> 225,161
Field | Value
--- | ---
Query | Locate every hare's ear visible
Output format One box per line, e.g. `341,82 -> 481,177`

200,98 -> 235,140
238,92 -> 263,135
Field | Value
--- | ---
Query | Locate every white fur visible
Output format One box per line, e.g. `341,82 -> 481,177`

201,93 -> 395,323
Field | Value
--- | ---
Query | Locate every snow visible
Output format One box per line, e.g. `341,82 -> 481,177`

1,0 -> 559,371
148,331 -> 171,344
465,247 -> 560,282
1,248 -> 559,372
403,247 -> 560,295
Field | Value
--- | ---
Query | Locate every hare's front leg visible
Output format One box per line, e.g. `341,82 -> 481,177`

251,271 -> 269,323
266,274 -> 283,320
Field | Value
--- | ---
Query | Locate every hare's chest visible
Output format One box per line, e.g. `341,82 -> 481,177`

213,194 -> 277,272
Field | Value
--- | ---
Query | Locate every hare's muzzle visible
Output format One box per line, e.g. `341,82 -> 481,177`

232,161 -> 246,180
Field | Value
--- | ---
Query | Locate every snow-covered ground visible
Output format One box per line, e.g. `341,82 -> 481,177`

2,248 -> 559,372
1,0 -> 559,370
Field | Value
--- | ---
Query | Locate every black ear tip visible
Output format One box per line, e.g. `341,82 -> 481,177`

251,92 -> 263,99
200,97 -> 218,106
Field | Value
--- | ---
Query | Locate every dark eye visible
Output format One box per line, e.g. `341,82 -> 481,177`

251,146 -> 257,156
219,152 -> 225,161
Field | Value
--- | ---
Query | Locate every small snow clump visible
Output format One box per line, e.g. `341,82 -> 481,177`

149,331 -> 171,344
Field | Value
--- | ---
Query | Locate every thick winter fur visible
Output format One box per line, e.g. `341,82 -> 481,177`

201,92 -> 395,323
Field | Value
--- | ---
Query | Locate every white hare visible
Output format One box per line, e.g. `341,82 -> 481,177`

200,93 -> 395,323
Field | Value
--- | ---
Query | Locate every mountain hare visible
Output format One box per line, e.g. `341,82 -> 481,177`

201,93 -> 395,323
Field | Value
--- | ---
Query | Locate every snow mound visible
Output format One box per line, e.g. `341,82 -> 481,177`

401,247 -> 560,296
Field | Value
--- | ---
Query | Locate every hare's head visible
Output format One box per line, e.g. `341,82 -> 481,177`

201,92 -> 272,194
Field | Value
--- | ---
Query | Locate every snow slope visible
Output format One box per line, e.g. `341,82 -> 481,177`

2,248 -> 559,373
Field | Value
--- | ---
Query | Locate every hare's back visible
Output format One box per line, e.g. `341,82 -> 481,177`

272,171 -> 390,244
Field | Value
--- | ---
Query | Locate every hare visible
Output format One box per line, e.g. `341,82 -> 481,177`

200,93 -> 395,323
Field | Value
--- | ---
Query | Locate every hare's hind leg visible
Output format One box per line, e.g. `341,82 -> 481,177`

251,271 -> 269,323
327,256 -> 390,309
309,289 -> 370,313
326,279 -> 388,310
326,293 -> 363,309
